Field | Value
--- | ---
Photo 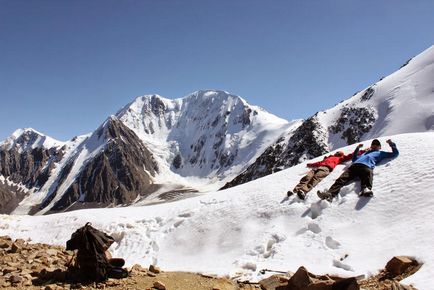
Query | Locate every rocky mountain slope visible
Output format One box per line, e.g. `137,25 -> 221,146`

223,45 -> 434,189
0,91 -> 292,214
1,117 -> 158,215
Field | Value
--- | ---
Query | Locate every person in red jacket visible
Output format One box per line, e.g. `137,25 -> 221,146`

287,150 -> 358,200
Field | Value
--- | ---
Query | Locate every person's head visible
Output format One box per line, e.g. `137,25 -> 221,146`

334,151 -> 344,157
371,139 -> 381,150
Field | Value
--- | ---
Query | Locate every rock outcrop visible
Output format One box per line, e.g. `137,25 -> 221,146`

222,116 -> 328,189
0,129 -> 64,213
43,117 -> 158,213
0,181 -> 28,214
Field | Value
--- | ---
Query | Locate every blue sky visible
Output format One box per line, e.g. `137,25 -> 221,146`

1,0 -> 433,141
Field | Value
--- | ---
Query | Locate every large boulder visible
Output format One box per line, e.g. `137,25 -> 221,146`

286,266 -> 359,290
385,256 -> 416,277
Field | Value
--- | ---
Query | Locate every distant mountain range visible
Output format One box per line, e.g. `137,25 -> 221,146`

1,45 -> 433,215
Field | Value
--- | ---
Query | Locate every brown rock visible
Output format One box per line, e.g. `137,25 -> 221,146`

385,256 -> 415,276
153,280 -> 166,290
131,264 -> 148,275
391,281 -> 415,290
259,274 -> 289,290
10,242 -> 21,253
6,261 -> 20,267
2,281 -> 11,287
0,240 -> 11,249
9,274 -> 23,284
46,249 -> 59,256
333,277 -> 359,290
106,279 -> 121,286
147,272 -> 157,277
287,266 -> 335,290
149,264 -> 161,274
15,238 -> 26,245
2,267 -> 16,274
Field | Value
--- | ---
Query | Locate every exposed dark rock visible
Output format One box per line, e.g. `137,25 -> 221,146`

222,116 -> 328,189
0,181 -> 28,214
234,107 -> 252,128
328,106 -> 376,144
400,58 -> 412,69
47,118 -> 158,212
360,86 -> 375,102
0,146 -> 63,189
37,160 -> 75,214
172,154 -> 182,169
0,133 -> 65,214
150,95 -> 166,116
385,256 -> 417,278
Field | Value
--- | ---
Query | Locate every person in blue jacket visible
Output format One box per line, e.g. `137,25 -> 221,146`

317,139 -> 399,202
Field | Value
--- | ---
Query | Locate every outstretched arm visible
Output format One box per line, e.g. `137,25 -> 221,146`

352,144 -> 363,162
340,153 -> 353,163
380,139 -> 399,159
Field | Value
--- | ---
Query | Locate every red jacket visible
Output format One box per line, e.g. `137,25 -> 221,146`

306,151 -> 364,170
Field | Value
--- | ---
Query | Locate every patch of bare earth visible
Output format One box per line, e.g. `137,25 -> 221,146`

0,236 -> 421,290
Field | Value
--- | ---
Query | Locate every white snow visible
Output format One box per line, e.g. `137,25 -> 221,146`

0,128 -> 64,151
1,132 -> 432,289
116,90 -> 296,190
315,45 -> 434,150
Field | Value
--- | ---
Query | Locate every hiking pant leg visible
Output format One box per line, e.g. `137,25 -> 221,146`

294,170 -> 315,193
355,165 -> 373,190
328,166 -> 357,196
304,166 -> 330,193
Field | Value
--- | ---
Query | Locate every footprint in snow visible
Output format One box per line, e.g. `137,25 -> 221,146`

309,201 -> 329,219
307,223 -> 322,234
325,236 -> 341,249
178,211 -> 194,218
333,259 -> 354,272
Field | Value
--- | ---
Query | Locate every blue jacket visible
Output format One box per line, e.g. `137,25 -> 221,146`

352,142 -> 399,169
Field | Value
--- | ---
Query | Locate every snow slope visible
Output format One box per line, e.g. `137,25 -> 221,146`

319,45 -> 434,149
1,132 -> 432,288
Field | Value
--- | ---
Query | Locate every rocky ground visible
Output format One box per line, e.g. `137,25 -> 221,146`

0,236 -> 420,290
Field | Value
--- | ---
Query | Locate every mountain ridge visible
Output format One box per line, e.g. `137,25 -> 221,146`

1,45 -> 434,214
223,45 -> 434,189
1,90 -> 292,214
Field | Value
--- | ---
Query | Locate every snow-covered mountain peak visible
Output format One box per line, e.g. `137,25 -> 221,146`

0,128 -> 64,151
115,89 -> 292,186
183,89 -> 247,105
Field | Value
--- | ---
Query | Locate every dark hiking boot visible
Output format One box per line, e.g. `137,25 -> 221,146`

287,190 -> 294,197
295,189 -> 306,200
317,190 -> 333,202
359,188 -> 374,197
108,267 -> 128,279
109,258 -> 125,268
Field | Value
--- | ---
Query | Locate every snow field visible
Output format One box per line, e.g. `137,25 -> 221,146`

1,132 -> 433,289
